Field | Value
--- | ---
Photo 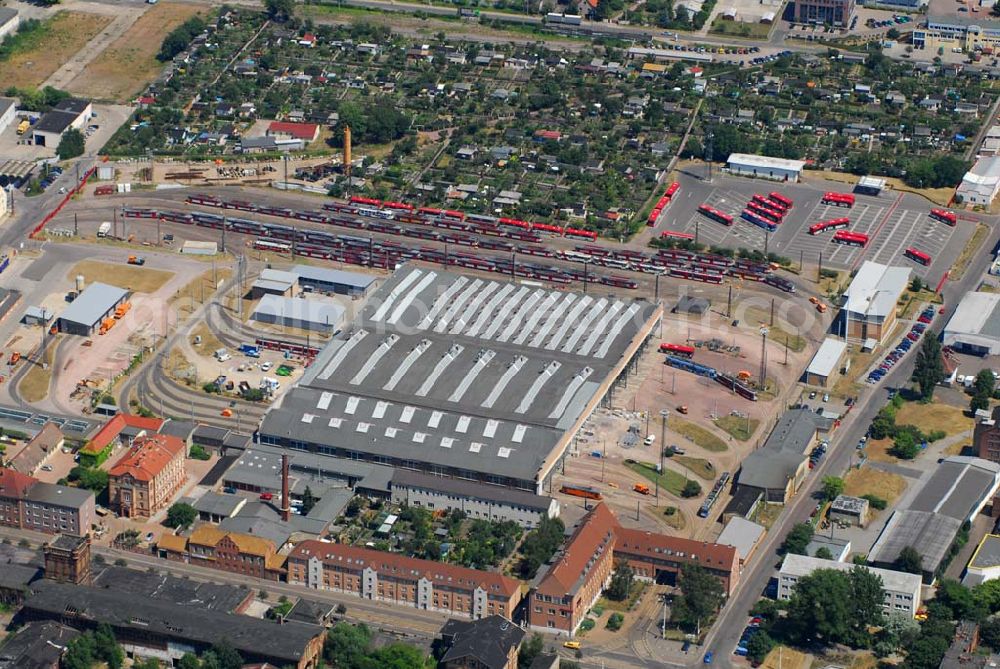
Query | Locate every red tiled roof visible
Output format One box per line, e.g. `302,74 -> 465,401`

0,467 -> 38,500
82,414 -> 165,455
534,503 -> 616,597
289,540 -> 521,598
267,121 -> 319,140
108,434 -> 184,482
614,526 -> 739,572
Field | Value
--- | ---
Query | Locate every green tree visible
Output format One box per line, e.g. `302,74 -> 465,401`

912,334 -> 945,401
63,632 -> 97,669
94,622 -> 124,669
76,467 -> 109,492
671,564 -> 724,631
781,522 -> 814,556
747,630 -> 776,664
980,616 -> 1000,650
301,486 -> 317,516
177,654 -> 202,669
850,566 -> 887,631
904,632 -> 951,669
935,580 -> 984,621
265,0 -> 295,21
681,480 -> 702,498
518,516 -> 566,578
911,276 -> 924,292
369,642 -> 429,668
325,622 -> 372,668
815,547 -> 834,560
894,546 -> 923,574
209,641 -> 243,669
57,128 -> 85,160
786,569 -> 853,645
971,370 -> 996,413
606,561 -> 634,601
518,633 -> 544,669
166,502 -> 197,529
821,476 -> 844,501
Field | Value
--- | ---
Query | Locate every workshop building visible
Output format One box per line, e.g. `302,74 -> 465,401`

292,265 -> 376,296
803,337 -> 848,387
726,153 -> 807,182
251,295 -> 345,333
32,98 -> 92,148
55,282 -> 129,337
250,268 -> 297,299
944,292 -> 1000,356
840,261 -> 910,344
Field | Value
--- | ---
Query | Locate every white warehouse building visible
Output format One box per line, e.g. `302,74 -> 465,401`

956,156 -> 1000,206
943,291 -> 1000,356
778,554 -> 923,617
726,153 -> 807,182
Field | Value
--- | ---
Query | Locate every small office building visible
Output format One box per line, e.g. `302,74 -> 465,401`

250,269 -> 297,299
803,337 -> 848,387
292,265 -> 375,297
55,283 -> 129,336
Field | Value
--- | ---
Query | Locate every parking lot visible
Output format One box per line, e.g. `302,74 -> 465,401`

658,174 -> 975,280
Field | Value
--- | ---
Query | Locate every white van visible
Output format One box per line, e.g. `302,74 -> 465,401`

644,434 -> 656,446
214,348 -> 230,362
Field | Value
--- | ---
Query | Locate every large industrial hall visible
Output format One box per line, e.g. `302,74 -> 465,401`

259,265 -> 662,493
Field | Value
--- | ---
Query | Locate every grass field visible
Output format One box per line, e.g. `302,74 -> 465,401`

624,460 -> 689,497
673,419 -> 728,452
67,2 -> 205,101
190,322 -> 223,357
951,223 -> 990,281
673,455 -> 717,480
760,646 -> 811,669
709,18 -> 773,38
0,12 -> 112,90
18,344 -> 54,404
714,415 -> 760,441
843,466 -> 907,504
895,401 -> 972,438
68,261 -> 174,294
172,268 -> 233,316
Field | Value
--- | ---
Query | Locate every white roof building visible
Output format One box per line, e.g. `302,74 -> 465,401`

716,517 -> 765,564
726,153 -> 807,182
778,554 -> 922,617
957,156 -> 1000,206
841,261 -> 910,343
943,292 -> 1000,356
804,337 -> 848,385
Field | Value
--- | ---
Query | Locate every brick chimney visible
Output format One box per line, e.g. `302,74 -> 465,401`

280,453 -> 291,522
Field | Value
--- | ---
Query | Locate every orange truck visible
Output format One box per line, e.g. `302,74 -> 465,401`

633,483 -> 651,495
98,317 -> 116,335
114,301 -> 131,319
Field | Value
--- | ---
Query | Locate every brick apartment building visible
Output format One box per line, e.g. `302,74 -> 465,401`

108,434 -> 186,518
287,541 -> 522,620
0,468 -> 95,536
157,525 -> 286,581
527,503 -> 617,635
976,407 -> 1000,464
527,503 -> 741,636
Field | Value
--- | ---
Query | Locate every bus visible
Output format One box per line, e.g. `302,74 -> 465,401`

929,209 -> 957,226
832,230 -> 869,247
822,192 -> 855,208
664,182 -> 680,199
660,342 -> 695,358
560,484 -> 603,500
697,204 -> 734,226
768,192 -> 793,209
746,201 -> 783,223
647,208 -> 662,226
741,210 -> 778,232
808,217 -> 850,235
565,227 -> 598,241
904,247 -> 932,266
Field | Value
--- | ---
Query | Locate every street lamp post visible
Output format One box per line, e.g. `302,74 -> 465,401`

658,410 -> 669,506
759,327 -> 769,390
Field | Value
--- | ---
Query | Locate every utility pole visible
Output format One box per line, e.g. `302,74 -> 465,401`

658,410 -> 669,506
770,298 -> 775,327
817,252 -> 823,283
221,216 -> 227,253
157,215 -> 161,246
582,260 -> 589,293
759,327 -> 769,389
113,206 -> 117,239
694,219 -> 700,247
799,249 -> 804,273
727,285 -> 732,318
704,131 -> 714,182
654,273 -> 660,303
73,214 -> 78,237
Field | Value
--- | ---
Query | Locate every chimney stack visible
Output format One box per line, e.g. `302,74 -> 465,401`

281,453 -> 291,522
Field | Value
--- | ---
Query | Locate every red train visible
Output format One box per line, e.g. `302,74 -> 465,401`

660,343 -> 695,358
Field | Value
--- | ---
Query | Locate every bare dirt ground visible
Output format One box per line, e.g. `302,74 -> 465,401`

552,301 -> 819,539
67,2 -> 206,101
0,11 -> 112,90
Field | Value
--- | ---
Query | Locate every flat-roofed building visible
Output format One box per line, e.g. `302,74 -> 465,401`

716,517 -> 765,565
944,292 -> 1000,356
250,268 -> 297,299
792,0 -> 854,25
287,539 -> 523,620
726,153 -> 807,182
293,265 -> 376,296
963,534 -> 1000,586
0,9 -> 20,41
778,554 -> 922,616
840,261 -> 910,344
829,494 -> 869,527
957,157 -> 1000,206
251,295 -> 344,333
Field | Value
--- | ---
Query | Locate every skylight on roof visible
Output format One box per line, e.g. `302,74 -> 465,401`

400,406 -> 415,423
385,427 -> 397,438
373,401 -> 389,419
328,418 -> 342,429
456,416 -> 470,433
413,432 -> 426,443
498,447 -> 513,458
484,419 -> 499,438
301,414 -> 315,424
345,397 -> 360,415
470,442 -> 483,453
428,411 -> 442,428
440,437 -> 454,448
512,425 -> 527,443
356,422 -> 370,433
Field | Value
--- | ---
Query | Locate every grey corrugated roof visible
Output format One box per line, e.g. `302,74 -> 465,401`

57,282 -> 127,327
738,408 -> 824,490
251,295 -> 344,327
91,565 -> 249,612
23,581 -> 322,665
0,621 -> 79,669
24,482 -> 92,508
392,469 -> 556,511
33,111 -> 77,135
970,534 -> 1000,569
292,265 -> 375,289
193,491 -> 245,517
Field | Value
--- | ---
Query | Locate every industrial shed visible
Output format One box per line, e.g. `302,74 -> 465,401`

56,282 -> 129,336
251,295 -> 344,333
249,268 -> 296,299
726,153 -> 806,182
869,456 -> 1000,583
943,292 -> 1000,356
803,337 -> 848,386
292,265 -> 375,296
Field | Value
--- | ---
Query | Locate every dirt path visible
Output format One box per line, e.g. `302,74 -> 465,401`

41,2 -> 147,91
